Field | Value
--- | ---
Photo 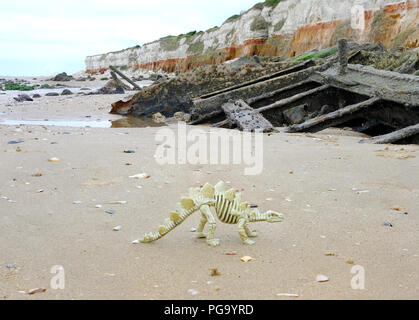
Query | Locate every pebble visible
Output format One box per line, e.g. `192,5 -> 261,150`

124,150 -> 135,154
383,222 -> 393,227
132,239 -> 140,244
95,205 -> 103,209
27,288 -> 46,295
187,289 -> 198,296
6,264 -> 13,269
106,210 -> 116,215
190,228 -> 197,232
113,226 -> 122,232
48,157 -> 60,162
73,201 -> 82,205
8,140 -> 24,145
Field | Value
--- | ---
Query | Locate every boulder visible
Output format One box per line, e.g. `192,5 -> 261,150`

13,94 -> 33,102
51,72 -> 73,82
61,89 -> 73,95
97,80 -> 125,94
45,92 -> 59,97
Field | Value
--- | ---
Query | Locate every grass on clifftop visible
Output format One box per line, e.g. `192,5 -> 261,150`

253,0 -> 281,9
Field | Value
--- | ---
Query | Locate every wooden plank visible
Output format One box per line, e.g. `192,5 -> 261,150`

194,60 -> 313,100
257,84 -> 330,113
359,123 -> 419,144
285,97 -> 381,133
109,66 -> 141,90
222,99 -> 275,132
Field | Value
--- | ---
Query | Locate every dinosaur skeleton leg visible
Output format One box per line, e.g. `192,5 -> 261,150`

238,218 -> 255,246
244,224 -> 258,238
196,213 -> 208,239
200,205 -> 220,247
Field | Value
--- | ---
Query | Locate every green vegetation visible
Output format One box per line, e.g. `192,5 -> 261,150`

3,82 -> 35,91
294,48 -> 338,61
40,84 -> 53,89
273,19 -> 285,32
159,35 -> 181,51
187,40 -> 205,55
253,0 -> 281,9
250,16 -> 270,31
224,14 -> 241,24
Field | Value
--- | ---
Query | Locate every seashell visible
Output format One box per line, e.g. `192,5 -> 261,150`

129,173 -> 150,179
240,256 -> 253,262
158,225 -> 166,233
277,293 -> 299,297
28,288 -> 46,295
48,157 -> 60,162
226,251 -> 238,256
316,275 -> 329,282
187,289 -> 198,296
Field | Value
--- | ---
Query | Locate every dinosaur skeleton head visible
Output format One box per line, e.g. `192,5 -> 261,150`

265,210 -> 284,223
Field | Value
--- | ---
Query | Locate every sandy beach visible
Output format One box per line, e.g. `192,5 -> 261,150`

0,80 -> 418,300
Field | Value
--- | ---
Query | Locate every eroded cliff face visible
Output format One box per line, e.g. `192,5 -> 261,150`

85,0 -> 419,74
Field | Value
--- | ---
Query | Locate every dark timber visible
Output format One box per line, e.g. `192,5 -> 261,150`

110,66 -> 141,90
359,124 -> 419,144
285,97 -> 381,133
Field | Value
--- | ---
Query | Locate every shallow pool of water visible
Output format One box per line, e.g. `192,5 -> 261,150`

0,117 -> 165,128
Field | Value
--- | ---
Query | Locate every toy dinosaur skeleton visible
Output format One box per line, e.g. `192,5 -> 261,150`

140,181 -> 284,247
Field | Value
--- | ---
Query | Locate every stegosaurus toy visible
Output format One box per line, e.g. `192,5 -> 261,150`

140,181 -> 284,247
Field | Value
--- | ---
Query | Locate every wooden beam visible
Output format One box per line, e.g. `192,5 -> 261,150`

285,97 -> 381,133
256,84 -> 330,113
193,60 -> 313,100
109,66 -> 141,90
246,80 -> 315,105
359,123 -> 419,144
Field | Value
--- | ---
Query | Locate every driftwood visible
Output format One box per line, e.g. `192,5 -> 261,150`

246,80 -> 314,105
285,97 -> 381,133
359,123 -> 419,144
222,100 -> 275,132
194,60 -> 313,100
257,84 -> 330,113
210,119 -> 232,128
109,66 -> 141,90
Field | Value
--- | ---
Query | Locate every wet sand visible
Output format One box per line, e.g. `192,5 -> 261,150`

0,79 -> 418,300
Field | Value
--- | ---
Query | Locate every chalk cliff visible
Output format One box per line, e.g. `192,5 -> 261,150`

85,0 -> 419,74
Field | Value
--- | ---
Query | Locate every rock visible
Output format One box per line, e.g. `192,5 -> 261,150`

97,80 -> 125,94
13,94 -> 33,102
173,112 -> 192,122
152,112 -> 166,124
51,72 -> 73,82
32,94 -> 41,98
283,105 -> 307,125
61,89 -> 73,95
45,92 -> 59,97
113,226 -> 122,231
106,210 -> 116,215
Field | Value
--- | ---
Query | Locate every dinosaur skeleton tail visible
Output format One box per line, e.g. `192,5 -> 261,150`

140,197 -> 214,243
